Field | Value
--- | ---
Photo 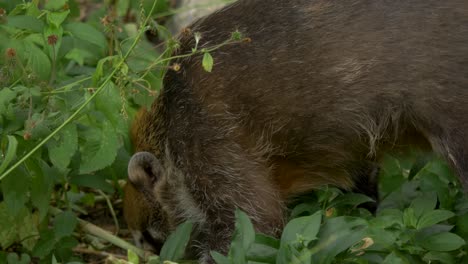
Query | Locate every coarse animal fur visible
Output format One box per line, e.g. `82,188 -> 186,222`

125,0 -> 468,262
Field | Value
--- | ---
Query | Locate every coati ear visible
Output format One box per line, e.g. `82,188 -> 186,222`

128,151 -> 163,189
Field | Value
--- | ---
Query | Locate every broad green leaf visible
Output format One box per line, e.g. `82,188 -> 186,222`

95,82 -> 127,133
403,208 -> 417,228
127,249 -> 139,264
6,253 -> 31,264
64,22 -> 107,51
160,221 -> 193,262
32,230 -> 56,258
27,158 -> 54,219
117,0 -> 130,17
281,210 -> 322,243
147,256 -> 160,264
455,213 -> 468,238
246,234 -> 279,263
18,211 -> 39,251
277,211 -> 322,264
211,251 -> 230,264
234,209 -> 256,250
54,236 -> 78,262
423,251 -> 455,264
0,135 -> 18,175
47,10 -> 70,28
229,209 -> 256,264
48,124 -> 78,171
417,210 -> 455,230
53,211 -> 77,239
1,166 -> 29,216
69,173 -> 114,193
79,121 -> 119,174
64,48 -> 94,66
382,252 -> 410,264
0,88 -> 17,115
290,202 -> 321,218
0,202 -> 18,249
23,41 -> 52,81
310,216 -> 368,264
329,193 -> 374,209
7,15 -> 44,32
411,192 -> 437,218
202,52 -> 214,72
420,232 -> 465,251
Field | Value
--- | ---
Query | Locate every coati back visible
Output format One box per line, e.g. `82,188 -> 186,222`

125,0 -> 468,262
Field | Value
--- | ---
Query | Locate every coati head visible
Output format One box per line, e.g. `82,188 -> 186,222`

124,107 -> 172,253
124,151 -> 171,253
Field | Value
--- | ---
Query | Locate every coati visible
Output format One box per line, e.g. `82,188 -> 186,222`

125,0 -> 468,262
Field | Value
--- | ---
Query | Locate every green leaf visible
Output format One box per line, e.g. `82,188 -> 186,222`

23,41 -> 52,81
277,211 -> 322,264
382,252 -> 410,264
229,209 -> 256,264
47,124 -> 78,171
6,253 -> 31,264
234,209 -> 256,250
420,232 -> 465,251
32,230 -> 56,258
417,210 -> 455,230
117,0 -> 130,17
29,159 -> 56,220
202,52 -> 214,72
95,82 -> 127,133
127,249 -> 139,264
69,173 -> 114,193
160,221 -> 193,262
0,135 -> 18,175
423,251 -> 455,264
0,88 -> 17,115
64,48 -> 94,66
47,10 -> 70,28
246,234 -> 279,263
411,192 -> 437,218
7,15 -> 44,32
53,211 -> 78,239
79,121 -> 119,174
329,193 -> 374,209
0,202 -> 19,249
310,216 -> 368,264
64,22 -> 107,51
403,208 -> 417,228
281,210 -> 322,244
211,251 -> 230,264
1,166 -> 29,216
18,211 -> 40,251
53,236 -> 79,263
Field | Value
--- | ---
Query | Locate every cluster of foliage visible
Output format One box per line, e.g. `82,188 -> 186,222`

0,0 -> 179,262
0,0 -> 467,264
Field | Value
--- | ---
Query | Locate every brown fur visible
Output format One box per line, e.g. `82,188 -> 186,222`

125,0 -> 468,262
